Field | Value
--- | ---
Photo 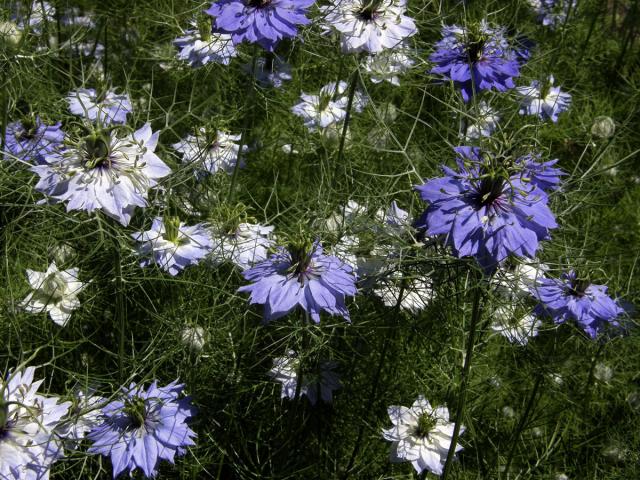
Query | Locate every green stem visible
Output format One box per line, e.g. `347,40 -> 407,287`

502,374 -> 544,476
441,275 -> 485,480
334,68 -> 359,184
113,235 -> 126,382
582,341 -> 606,411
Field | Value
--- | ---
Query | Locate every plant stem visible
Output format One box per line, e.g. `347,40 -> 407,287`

502,374 -> 544,476
441,274 -> 485,480
582,341 -> 606,411
334,68 -> 359,185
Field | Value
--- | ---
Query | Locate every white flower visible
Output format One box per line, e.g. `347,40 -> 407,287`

362,46 -> 414,85
493,259 -> 548,300
321,0 -> 417,53
268,350 -> 341,405
591,115 -> 615,139
174,23 -> 236,67
20,262 -> 86,327
593,362 -> 613,383
490,306 -> 541,345
291,81 -> 368,132
516,75 -> 571,122
382,395 -> 463,476
331,234 -> 387,281
66,88 -> 132,125
0,366 -> 71,480
56,389 -> 105,448
181,325 -> 207,351
462,101 -> 500,140
325,200 -> 368,232
60,8 -> 95,28
31,124 -> 171,226
12,1 -> 54,33
173,128 -> 245,177
0,21 -> 22,46
373,273 -> 434,313
209,222 -> 275,271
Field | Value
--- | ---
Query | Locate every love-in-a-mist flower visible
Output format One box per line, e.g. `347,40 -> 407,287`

31,124 -> 171,226
238,238 -> 357,323
67,88 -> 132,125
517,75 -> 571,123
132,217 -> 213,276
430,21 -> 521,102
528,0 -> 576,29
4,116 -> 65,164
373,272 -> 434,313
174,19 -> 237,67
493,259 -> 548,300
415,146 -> 558,268
56,389 -> 105,449
173,128 -> 245,177
382,396 -> 463,476
12,1 -> 54,33
243,56 -> 292,88
0,366 -> 71,480
491,305 -> 542,345
206,0 -> 314,51
321,0 -> 417,53
209,222 -> 275,271
20,261 -> 86,327
532,270 -> 624,339
517,154 -> 566,192
268,350 -> 341,405
291,81 -> 368,132
462,102 -> 500,140
87,380 -> 197,479
362,46 -> 414,86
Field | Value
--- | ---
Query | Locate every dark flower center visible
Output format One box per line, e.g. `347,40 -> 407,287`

413,412 -> 436,438
247,0 -> 272,8
357,0 -> 384,20
475,176 -> 506,207
0,401 -> 9,436
83,135 -> 111,169
567,279 -> 590,298
464,26 -> 489,63
123,397 -> 147,429
18,119 -> 38,140
287,239 -> 315,283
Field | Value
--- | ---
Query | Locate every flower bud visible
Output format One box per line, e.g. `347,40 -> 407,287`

591,116 -> 615,139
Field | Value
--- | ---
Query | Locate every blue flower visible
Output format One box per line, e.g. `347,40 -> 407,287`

132,217 -> 213,276
174,20 -> 237,67
517,154 -> 566,192
238,240 -> 357,323
430,21 -> 521,102
517,75 -> 571,123
415,146 -> 558,268
4,116 -> 65,164
87,380 -> 197,479
206,0 -> 315,52
67,88 -> 132,125
531,270 -> 624,339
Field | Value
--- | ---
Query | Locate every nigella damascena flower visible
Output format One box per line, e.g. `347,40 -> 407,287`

531,270 -> 625,339
528,0 -> 576,29
173,128 -> 246,177
362,46 -> 415,86
31,124 -> 171,226
491,305 -> 542,345
382,396 -> 462,476
209,222 -> 275,271
0,366 -> 71,480
268,350 -> 341,405
415,146 -> 558,268
132,217 -> 213,276
373,272 -> 434,313
238,240 -> 357,323
461,101 -> 500,140
243,56 -> 292,88
517,75 -> 571,123
174,20 -> 237,67
516,154 -> 566,192
11,1 -> 54,33
4,116 -> 65,164
430,21 -> 521,102
87,380 -> 197,478
206,0 -> 315,52
492,259 -> 548,300
20,261 -> 86,327
291,81 -> 368,132
56,389 -> 105,449
321,0 -> 417,53
67,88 -> 132,125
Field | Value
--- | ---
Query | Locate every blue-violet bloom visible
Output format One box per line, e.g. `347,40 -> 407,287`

4,116 -> 65,164
67,88 -> 132,125
174,20 -> 237,67
517,75 -> 571,123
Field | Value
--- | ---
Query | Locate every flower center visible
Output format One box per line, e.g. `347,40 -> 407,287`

0,400 -> 8,435
123,396 -> 147,429
247,0 -> 272,8
464,26 -> 489,63
539,78 -> 553,100
287,239 -> 315,283
18,119 -> 38,140
357,0 -> 383,21
567,279 -> 589,298
413,412 -> 437,438
83,135 -> 111,169
475,176 -> 505,208
162,216 -> 183,244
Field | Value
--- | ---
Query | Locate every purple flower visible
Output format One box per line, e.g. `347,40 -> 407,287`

430,21 -> 521,102
529,0 -> 576,29
517,75 -> 571,123
517,154 -> 566,192
238,240 -> 357,323
87,380 -> 197,479
415,146 -> 558,268
174,20 -> 237,67
132,217 -> 213,276
205,0 -> 315,52
4,116 -> 65,164
67,88 -> 132,125
532,270 -> 624,339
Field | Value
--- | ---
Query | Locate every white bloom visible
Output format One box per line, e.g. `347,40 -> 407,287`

462,101 -> 500,140
174,23 -> 236,67
56,389 -> 105,448
325,200 -> 368,232
31,124 -> 171,226
0,366 -> 71,480
374,273 -> 434,313
173,128 -> 245,177
66,88 -> 132,125
0,21 -> 22,46
493,259 -> 548,300
209,222 -> 275,271
591,116 -> 615,139
362,46 -> 414,85
281,144 -> 299,154
516,75 -> 571,122
291,81 -> 368,132
268,350 -> 341,405
181,325 -> 207,351
12,1 -> 54,33
321,0 -> 417,53
20,262 -> 86,327
491,306 -> 541,345
382,395 -> 463,476
593,362 -> 613,383
60,8 -> 95,28
331,234 -> 387,280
